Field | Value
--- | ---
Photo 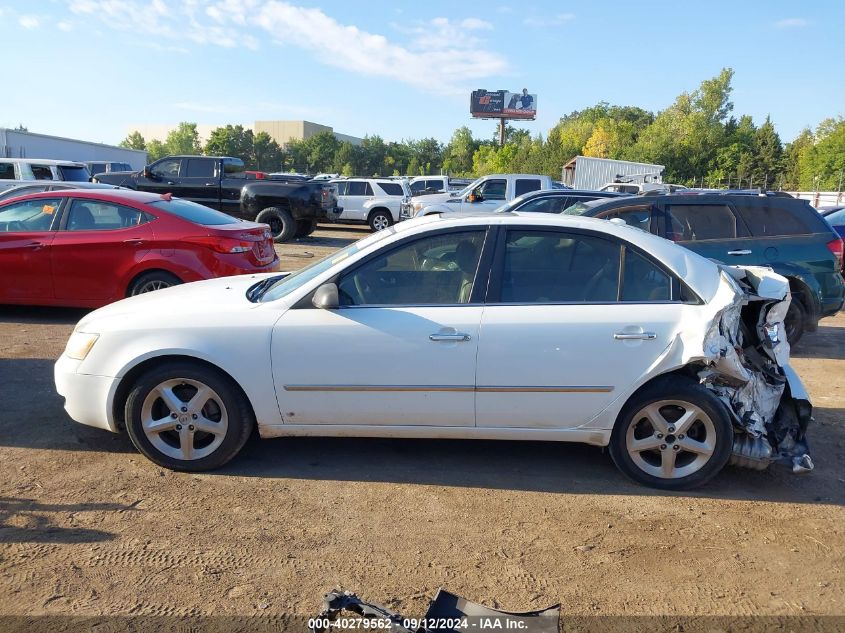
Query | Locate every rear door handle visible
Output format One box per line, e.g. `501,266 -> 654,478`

613,332 -> 657,340
123,239 -> 145,245
429,333 -> 471,342
24,241 -> 43,250
204,183 -> 216,186
727,249 -> 752,256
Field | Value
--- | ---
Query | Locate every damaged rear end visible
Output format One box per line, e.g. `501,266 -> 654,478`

696,266 -> 813,474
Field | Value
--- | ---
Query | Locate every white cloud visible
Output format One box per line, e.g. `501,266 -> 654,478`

524,12 -> 575,28
57,21 -> 73,31
59,0 -> 506,94
774,17 -> 809,29
19,15 -> 40,29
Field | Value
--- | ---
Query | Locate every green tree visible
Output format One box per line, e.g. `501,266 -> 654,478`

119,131 -> 146,150
164,122 -> 202,156
305,131 -> 341,173
204,125 -> 254,165
252,131 -> 283,172
800,118 -> 845,190
750,116 -> 783,188
781,128 -> 814,190
443,127 -> 478,175
146,139 -> 167,162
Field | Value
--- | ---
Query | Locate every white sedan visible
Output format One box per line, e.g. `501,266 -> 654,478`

55,213 -> 813,489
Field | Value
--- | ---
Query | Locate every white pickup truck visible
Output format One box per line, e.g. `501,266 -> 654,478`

402,174 -> 560,218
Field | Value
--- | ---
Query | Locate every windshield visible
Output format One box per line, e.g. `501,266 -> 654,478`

257,229 -> 392,302
149,198 -> 242,225
564,198 -> 609,216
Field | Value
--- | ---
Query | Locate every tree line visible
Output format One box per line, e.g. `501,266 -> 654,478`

120,68 -> 845,190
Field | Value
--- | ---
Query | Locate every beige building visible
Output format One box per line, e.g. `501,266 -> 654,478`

128,120 -> 362,147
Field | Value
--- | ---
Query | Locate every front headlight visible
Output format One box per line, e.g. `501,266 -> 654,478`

65,331 -> 100,360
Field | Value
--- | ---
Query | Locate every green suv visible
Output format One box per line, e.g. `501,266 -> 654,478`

565,194 -> 845,343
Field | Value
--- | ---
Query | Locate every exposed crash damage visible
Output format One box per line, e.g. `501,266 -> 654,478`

693,266 -> 813,474
310,588 -> 560,633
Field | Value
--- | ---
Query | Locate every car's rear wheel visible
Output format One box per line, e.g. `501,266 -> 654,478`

609,379 -> 733,490
128,271 -> 182,296
783,296 -> 806,346
124,362 -> 254,471
294,219 -> 317,238
256,206 -> 296,243
368,209 -> 393,232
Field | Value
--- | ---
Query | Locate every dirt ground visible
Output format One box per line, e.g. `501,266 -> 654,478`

1,224 -> 843,624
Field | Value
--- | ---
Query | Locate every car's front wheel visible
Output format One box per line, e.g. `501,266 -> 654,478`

609,378 -> 733,490
124,362 -> 254,471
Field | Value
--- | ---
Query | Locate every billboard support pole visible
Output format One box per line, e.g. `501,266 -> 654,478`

498,118 -> 507,147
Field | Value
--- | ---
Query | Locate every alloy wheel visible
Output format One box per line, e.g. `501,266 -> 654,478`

372,214 -> 390,231
140,378 -> 229,461
625,400 -> 716,479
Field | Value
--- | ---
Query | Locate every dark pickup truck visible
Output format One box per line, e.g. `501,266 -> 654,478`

94,155 -> 341,242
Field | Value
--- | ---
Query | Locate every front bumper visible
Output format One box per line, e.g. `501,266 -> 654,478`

54,354 -> 118,432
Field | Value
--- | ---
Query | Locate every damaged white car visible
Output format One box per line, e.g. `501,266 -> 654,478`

55,213 -> 814,489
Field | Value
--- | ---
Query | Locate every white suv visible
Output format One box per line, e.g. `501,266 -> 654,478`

331,178 -> 411,231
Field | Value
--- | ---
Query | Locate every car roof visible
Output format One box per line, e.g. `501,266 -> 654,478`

516,189 -> 629,199
5,189 -> 169,204
0,158 -> 86,166
571,193 -> 811,212
393,212 -> 721,302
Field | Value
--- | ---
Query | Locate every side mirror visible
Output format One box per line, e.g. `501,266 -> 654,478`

470,188 -> 484,203
143,166 -> 154,179
312,282 -> 339,309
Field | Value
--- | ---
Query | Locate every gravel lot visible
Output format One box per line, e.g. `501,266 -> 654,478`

1,223 -> 843,622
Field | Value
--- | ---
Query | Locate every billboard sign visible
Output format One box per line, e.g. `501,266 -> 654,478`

470,89 -> 537,120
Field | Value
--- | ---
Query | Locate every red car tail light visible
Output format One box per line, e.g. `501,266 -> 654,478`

827,237 -> 844,272
185,236 -> 254,254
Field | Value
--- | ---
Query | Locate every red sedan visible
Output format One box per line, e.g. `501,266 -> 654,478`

0,190 -> 280,308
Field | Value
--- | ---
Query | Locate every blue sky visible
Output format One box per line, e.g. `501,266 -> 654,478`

0,0 -> 842,147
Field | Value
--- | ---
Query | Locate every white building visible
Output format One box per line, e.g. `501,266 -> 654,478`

0,129 -> 147,170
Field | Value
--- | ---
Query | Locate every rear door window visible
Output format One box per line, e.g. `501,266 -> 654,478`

665,204 -> 738,241
498,230 -> 621,303
88,163 -> 107,175
376,182 -> 404,196
185,158 -> 216,178
735,202 -> 829,236
64,199 -> 147,231
31,165 -> 54,181
514,179 -> 542,197
347,181 -> 369,196
0,163 -> 15,179
57,165 -> 90,182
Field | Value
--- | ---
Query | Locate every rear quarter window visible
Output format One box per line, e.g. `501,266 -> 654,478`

376,182 -> 405,196
736,202 -> 830,236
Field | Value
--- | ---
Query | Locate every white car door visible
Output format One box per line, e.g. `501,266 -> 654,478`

472,178 -> 508,212
272,228 -> 491,427
337,180 -> 373,221
476,227 -> 689,429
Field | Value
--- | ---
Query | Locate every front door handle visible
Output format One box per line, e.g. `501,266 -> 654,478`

727,249 -> 752,256
123,239 -> 145,245
204,183 -> 216,186
24,242 -> 43,250
613,332 -> 657,340
166,181 -> 176,185
429,333 -> 471,342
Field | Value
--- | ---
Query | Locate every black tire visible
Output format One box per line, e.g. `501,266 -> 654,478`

368,208 -> 393,232
609,377 -> 734,490
256,206 -> 296,243
294,219 -> 318,238
784,295 -> 806,346
124,362 -> 254,472
128,270 -> 182,296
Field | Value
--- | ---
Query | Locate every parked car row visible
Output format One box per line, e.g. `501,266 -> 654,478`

92,155 -> 341,242
0,158 -> 91,193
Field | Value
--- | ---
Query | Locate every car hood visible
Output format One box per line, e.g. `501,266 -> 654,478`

74,273 -> 280,333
